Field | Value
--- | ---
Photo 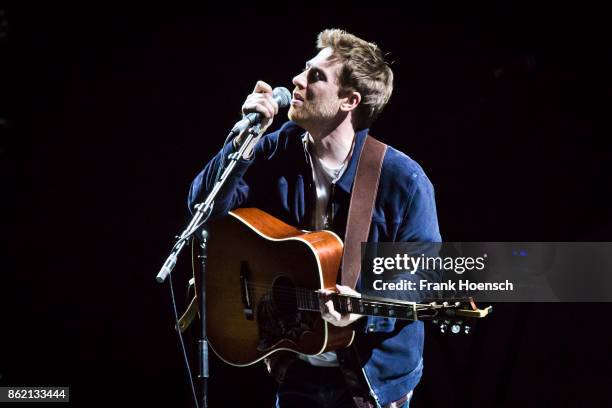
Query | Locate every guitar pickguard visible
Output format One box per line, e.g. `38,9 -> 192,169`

255,276 -> 317,351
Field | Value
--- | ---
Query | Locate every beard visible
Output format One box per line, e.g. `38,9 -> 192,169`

287,104 -> 309,126
288,99 -> 341,129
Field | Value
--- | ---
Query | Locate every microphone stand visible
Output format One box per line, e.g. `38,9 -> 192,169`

156,123 -> 262,408
197,228 -> 209,408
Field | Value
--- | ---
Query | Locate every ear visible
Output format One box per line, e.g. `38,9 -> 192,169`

340,90 -> 361,113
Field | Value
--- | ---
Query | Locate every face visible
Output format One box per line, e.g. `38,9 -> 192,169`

288,47 -> 345,129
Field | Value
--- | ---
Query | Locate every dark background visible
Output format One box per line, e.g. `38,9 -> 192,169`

2,2 -> 611,407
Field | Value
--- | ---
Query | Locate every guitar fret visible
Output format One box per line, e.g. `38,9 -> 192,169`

297,292 -> 418,320
299,291 -> 317,312
338,298 -> 347,314
298,292 -> 306,310
357,298 -> 365,313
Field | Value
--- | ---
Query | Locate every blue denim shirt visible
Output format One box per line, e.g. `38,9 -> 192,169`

188,121 -> 441,406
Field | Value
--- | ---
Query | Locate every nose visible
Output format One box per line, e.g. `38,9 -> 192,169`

292,69 -> 307,89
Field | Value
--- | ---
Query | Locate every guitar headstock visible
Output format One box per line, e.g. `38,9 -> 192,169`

417,297 -> 493,335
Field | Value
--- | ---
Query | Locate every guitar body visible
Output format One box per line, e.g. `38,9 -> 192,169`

195,208 -> 354,367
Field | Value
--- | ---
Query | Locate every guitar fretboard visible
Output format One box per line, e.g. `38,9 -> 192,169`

297,291 -> 418,321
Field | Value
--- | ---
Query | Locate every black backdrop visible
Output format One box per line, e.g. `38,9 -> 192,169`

2,2 -> 612,407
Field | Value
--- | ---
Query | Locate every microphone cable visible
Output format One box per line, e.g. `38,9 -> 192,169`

169,269 -> 200,408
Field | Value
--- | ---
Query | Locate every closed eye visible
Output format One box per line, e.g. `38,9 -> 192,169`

307,68 -> 326,83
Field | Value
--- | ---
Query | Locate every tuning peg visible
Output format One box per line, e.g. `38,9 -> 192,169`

439,319 -> 453,334
451,323 -> 462,334
464,325 -> 471,334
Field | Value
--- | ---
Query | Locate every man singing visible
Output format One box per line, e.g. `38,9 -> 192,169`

188,29 -> 441,408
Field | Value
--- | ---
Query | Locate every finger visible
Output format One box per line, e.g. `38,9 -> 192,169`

242,97 -> 274,118
318,289 -> 337,318
267,92 -> 279,115
255,92 -> 278,116
325,300 -> 342,321
253,80 -> 273,94
250,93 -> 277,115
335,284 -> 361,297
259,96 -> 277,118
318,288 -> 334,302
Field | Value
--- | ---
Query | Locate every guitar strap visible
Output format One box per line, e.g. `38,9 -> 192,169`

177,136 -> 387,329
337,135 -> 389,408
341,135 -> 387,289
178,133 -> 393,406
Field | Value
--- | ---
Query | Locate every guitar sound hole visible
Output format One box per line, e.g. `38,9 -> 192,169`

272,276 -> 298,313
255,276 -> 315,351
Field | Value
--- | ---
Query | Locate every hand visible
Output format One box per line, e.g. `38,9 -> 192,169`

235,81 -> 278,148
319,284 -> 365,327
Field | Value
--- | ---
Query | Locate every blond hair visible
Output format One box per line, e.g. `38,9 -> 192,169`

317,29 -> 394,129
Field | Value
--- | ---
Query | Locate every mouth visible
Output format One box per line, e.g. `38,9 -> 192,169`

292,92 -> 304,103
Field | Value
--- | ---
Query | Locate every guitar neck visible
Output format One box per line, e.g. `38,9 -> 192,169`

297,291 -> 419,321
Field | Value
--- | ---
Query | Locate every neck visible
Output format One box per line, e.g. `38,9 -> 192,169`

307,118 -> 356,168
296,290 -> 418,321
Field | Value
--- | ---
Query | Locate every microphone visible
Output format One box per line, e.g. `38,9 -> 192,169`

230,87 -> 292,136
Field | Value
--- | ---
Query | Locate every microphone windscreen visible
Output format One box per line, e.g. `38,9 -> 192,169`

272,87 -> 292,108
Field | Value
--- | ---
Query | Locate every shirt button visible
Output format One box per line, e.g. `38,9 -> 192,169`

368,324 -> 376,333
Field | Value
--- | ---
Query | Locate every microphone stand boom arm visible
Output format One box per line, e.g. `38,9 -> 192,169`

155,123 -> 261,283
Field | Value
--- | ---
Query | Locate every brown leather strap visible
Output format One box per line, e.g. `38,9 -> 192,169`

177,296 -> 198,333
341,135 -> 387,289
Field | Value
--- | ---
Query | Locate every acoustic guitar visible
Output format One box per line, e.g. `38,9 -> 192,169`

183,207 -> 491,367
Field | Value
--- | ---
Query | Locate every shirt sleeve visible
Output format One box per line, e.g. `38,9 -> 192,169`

187,140 -> 256,219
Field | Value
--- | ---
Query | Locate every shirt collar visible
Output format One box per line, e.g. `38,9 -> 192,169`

301,127 -> 370,194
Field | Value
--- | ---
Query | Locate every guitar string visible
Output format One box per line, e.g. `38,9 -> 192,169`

243,282 -> 411,305
243,280 -> 429,305
242,286 -> 432,308
242,281 -> 444,308
205,281 -> 455,321
201,273 -> 459,313
204,288 -> 440,320
223,280 -> 450,313
220,278 -> 460,306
